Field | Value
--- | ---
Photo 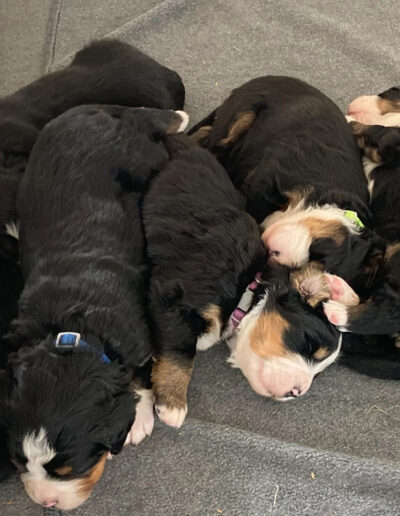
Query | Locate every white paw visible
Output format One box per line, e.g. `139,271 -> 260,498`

125,389 -> 155,446
323,300 -> 349,328
155,404 -> 187,428
345,115 -> 357,123
107,452 -> 114,460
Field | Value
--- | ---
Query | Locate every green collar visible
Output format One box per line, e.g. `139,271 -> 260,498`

344,210 -> 365,229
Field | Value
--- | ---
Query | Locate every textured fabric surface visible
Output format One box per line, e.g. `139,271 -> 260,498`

1,1 -> 400,515
0,0 -> 53,95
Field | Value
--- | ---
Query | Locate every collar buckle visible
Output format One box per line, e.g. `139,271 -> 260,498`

55,332 -> 81,349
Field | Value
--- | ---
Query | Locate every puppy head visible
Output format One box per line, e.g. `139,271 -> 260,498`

260,194 -> 381,283
348,87 -> 400,126
58,105 -> 189,194
0,343 -> 134,510
228,264 -> 358,400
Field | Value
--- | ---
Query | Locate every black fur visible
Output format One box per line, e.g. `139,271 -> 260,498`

0,234 -> 22,346
144,144 -> 339,410
0,38 -> 185,339
189,76 -> 381,284
0,105 -> 183,485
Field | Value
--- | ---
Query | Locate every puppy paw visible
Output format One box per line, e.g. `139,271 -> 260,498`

125,389 -> 154,446
324,273 -> 359,306
155,404 -> 187,428
323,300 -> 349,327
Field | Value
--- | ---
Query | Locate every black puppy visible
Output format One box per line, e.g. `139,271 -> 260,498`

144,143 -> 357,428
189,76 -> 383,285
0,104 -> 188,510
324,89 -> 400,342
0,38 -> 185,337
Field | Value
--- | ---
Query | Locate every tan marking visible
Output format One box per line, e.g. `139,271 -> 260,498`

313,347 -> 330,360
77,453 -> 107,496
151,356 -> 193,409
202,303 -> 222,333
364,145 -> 382,164
377,97 -> 400,114
250,311 -> 289,358
190,125 -> 212,145
280,186 -> 314,211
54,465 -> 73,476
349,120 -> 369,137
302,217 -> 346,244
218,111 -> 256,147
290,262 -> 330,307
244,168 -> 256,183
385,242 -> 400,262
349,120 -> 384,164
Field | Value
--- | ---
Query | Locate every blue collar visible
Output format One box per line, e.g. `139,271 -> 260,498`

55,332 -> 111,364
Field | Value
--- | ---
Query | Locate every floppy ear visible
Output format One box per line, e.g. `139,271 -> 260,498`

91,391 -> 135,455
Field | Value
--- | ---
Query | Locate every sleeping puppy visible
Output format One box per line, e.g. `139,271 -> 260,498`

0,104 -> 188,510
189,76 -> 383,285
144,143 -> 358,428
347,86 -> 400,127
324,89 -> 400,341
0,37 -> 185,337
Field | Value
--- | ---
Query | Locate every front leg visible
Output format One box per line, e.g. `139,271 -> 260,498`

125,360 -> 155,446
152,353 -> 194,428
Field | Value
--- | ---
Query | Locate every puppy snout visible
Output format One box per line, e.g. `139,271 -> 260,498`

42,499 -> 58,508
259,369 -> 312,400
287,387 -> 302,398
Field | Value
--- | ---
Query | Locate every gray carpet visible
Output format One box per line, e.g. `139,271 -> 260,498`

1,1 -> 400,515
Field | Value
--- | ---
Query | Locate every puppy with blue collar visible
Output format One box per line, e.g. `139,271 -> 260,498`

0,104 -> 188,510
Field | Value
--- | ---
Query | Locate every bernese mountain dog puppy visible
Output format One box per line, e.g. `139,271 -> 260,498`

0,104 -> 188,510
144,141 -> 358,428
0,38 -> 185,338
324,88 -> 400,342
188,76 -> 383,285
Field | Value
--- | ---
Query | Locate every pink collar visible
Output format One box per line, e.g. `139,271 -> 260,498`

230,273 -> 262,329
